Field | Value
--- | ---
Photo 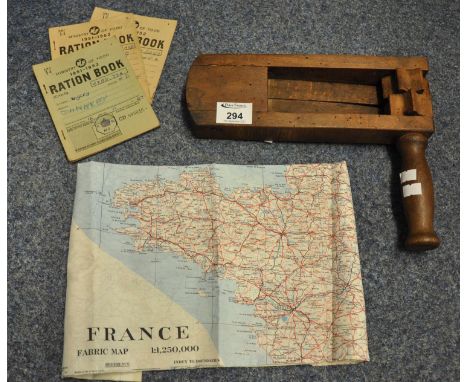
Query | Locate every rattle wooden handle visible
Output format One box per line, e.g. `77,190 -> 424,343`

397,133 -> 440,250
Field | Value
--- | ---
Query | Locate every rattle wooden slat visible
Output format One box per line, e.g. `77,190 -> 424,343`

270,67 -> 391,85
268,79 -> 379,105
268,99 -> 380,114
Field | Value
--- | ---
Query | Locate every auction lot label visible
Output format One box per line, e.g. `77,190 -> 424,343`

216,102 -> 253,124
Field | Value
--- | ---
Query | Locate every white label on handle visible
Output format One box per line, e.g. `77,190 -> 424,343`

399,169 -> 417,184
403,182 -> 422,198
216,102 -> 252,124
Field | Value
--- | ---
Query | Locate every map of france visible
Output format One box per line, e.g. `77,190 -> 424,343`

110,162 -> 369,365
63,162 -> 368,379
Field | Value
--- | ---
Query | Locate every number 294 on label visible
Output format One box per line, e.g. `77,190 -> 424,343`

216,102 -> 252,124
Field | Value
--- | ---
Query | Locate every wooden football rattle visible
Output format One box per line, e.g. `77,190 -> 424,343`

185,54 -> 440,250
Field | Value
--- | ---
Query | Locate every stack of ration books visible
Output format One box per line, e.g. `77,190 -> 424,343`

32,7 -> 177,161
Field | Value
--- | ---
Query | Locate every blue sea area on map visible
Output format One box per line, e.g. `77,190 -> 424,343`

72,162 -> 287,366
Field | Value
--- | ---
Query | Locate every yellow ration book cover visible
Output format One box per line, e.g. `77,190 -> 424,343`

49,14 -> 151,101
32,37 -> 160,162
91,7 -> 177,100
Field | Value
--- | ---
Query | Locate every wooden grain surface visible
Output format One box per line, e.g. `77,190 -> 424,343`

193,54 -> 429,71
269,67 -> 394,85
189,111 -> 433,144
186,65 -> 268,111
268,99 -> 380,114
268,79 -> 379,105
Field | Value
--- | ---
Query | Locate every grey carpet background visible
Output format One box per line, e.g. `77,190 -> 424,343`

7,0 -> 459,381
